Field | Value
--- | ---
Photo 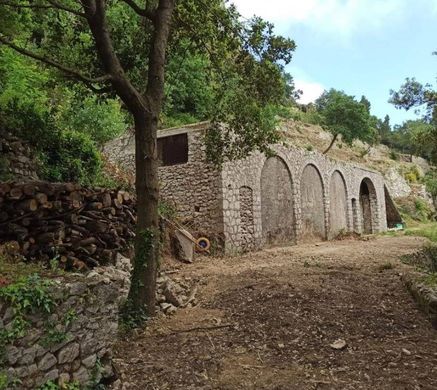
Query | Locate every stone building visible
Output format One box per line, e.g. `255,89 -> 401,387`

104,123 -> 400,253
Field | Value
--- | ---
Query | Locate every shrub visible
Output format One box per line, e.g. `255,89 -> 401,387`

389,150 -> 399,160
39,130 -> 101,185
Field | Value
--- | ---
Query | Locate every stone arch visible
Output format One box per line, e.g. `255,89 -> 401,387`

300,163 -> 326,240
329,170 -> 348,238
261,156 -> 295,245
359,177 -> 378,234
239,186 -> 255,250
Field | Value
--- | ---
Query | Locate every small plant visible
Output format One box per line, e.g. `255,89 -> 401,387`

0,274 -> 56,368
37,380 -> 80,390
378,262 -> 394,272
389,150 -> 399,160
305,144 -> 313,152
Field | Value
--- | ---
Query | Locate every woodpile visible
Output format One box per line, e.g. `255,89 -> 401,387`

0,181 -> 136,270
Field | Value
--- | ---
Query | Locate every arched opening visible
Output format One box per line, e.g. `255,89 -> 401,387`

359,178 -> 378,234
239,186 -> 255,250
329,171 -> 348,238
300,164 -> 326,240
261,156 -> 295,245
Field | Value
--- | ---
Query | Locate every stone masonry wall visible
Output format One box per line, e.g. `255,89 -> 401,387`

104,125 -> 223,241
105,126 -> 388,254
0,131 -> 39,181
1,265 -> 129,389
222,144 -> 387,253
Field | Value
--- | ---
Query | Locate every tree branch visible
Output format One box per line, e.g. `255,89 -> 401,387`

0,0 -> 86,16
0,35 -> 111,86
46,0 -> 86,17
0,1 -> 52,8
120,0 -> 154,20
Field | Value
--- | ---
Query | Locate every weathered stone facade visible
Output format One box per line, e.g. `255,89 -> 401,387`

105,124 -> 390,253
1,265 -> 130,389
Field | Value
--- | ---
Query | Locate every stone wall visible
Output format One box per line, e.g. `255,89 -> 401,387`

105,126 -> 389,254
222,143 -> 387,252
260,156 -> 295,245
300,164 -> 325,240
0,131 -> 39,181
104,124 -> 223,241
329,171 -> 348,238
1,265 -> 129,389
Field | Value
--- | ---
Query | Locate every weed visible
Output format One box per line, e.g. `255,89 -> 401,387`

378,262 -> 394,272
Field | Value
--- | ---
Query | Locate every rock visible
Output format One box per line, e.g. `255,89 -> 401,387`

69,282 -> 88,296
58,342 -> 80,364
38,352 -> 57,371
330,339 -> 347,350
58,373 -> 71,387
73,366 -> 89,384
115,253 -> 132,272
82,354 -> 97,369
162,280 -> 184,307
6,345 -> 21,365
172,229 -> 195,263
42,369 -> 59,384
161,302 -> 177,315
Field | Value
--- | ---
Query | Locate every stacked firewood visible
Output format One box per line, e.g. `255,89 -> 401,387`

0,181 -> 136,270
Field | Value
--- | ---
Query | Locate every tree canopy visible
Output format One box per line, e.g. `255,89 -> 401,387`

0,0 -> 298,320
314,89 -> 374,154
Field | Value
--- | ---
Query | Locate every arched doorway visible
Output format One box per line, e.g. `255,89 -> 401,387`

359,178 -> 378,234
300,164 -> 326,240
329,171 -> 348,238
261,156 -> 295,245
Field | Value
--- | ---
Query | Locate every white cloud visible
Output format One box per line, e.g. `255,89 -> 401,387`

294,79 -> 325,104
232,0 -> 405,38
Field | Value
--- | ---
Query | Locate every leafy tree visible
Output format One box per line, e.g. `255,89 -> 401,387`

315,89 -> 374,154
390,57 -> 437,163
390,77 -> 437,123
378,114 -> 391,142
0,0 -> 296,320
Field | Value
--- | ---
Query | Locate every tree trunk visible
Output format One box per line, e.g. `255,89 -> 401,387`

127,111 -> 160,316
323,133 -> 339,154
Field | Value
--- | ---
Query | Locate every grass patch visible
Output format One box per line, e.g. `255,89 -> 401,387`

405,223 -> 437,242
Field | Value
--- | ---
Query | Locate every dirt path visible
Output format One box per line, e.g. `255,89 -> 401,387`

113,236 -> 437,390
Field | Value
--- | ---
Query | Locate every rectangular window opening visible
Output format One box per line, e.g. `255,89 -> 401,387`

158,133 -> 188,166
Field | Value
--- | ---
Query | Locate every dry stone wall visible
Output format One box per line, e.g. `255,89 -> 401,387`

0,131 -> 39,181
1,265 -> 130,389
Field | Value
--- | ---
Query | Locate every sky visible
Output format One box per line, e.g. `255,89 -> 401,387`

232,0 -> 437,126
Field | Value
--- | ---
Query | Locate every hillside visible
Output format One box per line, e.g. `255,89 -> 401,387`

279,119 -> 434,207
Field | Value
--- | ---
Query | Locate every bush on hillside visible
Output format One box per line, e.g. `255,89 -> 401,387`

1,101 -> 102,185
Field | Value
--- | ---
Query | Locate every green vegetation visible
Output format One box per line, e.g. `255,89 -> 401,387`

37,380 -> 80,390
405,223 -> 437,242
396,197 -> 433,223
314,89 -> 375,154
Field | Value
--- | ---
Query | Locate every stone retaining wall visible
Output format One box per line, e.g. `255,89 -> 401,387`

0,131 -> 39,181
1,265 -> 130,389
105,125 -> 390,253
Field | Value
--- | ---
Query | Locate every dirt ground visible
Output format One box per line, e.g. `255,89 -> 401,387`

113,236 -> 437,390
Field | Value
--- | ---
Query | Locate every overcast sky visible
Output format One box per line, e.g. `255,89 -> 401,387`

232,0 -> 437,126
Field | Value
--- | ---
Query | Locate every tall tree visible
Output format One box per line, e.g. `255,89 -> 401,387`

315,89 -> 373,154
390,54 -> 437,162
0,0 -> 296,321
